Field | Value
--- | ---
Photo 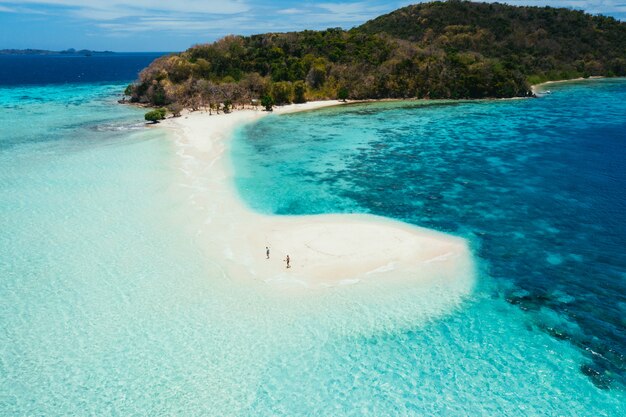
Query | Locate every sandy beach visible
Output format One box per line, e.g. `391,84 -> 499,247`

531,76 -> 605,94
162,101 -> 475,292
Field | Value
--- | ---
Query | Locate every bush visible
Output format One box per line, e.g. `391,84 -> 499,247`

261,95 -> 274,111
337,86 -> 349,102
145,108 -> 167,123
293,81 -> 307,103
223,100 -> 233,113
271,82 -> 293,105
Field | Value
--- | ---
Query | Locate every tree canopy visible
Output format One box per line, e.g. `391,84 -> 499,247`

126,1 -> 625,108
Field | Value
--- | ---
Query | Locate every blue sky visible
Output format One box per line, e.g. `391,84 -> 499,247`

0,1 -> 624,52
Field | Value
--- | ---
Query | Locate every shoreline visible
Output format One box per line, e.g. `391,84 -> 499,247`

124,75 -> 620,114
531,76 -> 606,94
160,100 -> 475,296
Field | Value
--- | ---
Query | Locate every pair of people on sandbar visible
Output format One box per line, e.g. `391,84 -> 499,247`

266,246 -> 290,268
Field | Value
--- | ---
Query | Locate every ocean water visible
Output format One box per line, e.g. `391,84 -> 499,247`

234,79 -> 626,395
1,60 -> 625,417
0,53 -> 166,86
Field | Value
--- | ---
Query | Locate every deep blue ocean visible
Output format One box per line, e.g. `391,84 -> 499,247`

0,53 -> 165,86
1,54 -> 625,415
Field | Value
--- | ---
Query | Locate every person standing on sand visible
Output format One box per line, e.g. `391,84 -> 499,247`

285,255 -> 290,269
266,246 -> 270,259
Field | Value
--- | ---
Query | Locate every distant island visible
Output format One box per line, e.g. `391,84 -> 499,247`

125,0 -> 626,109
1,48 -> 115,56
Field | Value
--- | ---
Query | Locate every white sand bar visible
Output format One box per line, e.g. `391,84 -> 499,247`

163,102 -> 476,292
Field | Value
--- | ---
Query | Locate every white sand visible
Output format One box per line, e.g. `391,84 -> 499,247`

531,76 -> 605,94
162,101 -> 475,291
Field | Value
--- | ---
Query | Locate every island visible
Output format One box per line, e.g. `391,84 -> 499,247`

125,0 -> 626,109
0,48 -> 115,56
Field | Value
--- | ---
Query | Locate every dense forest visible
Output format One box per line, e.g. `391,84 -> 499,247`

126,0 -> 626,110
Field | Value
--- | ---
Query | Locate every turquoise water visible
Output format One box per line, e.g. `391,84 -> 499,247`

1,79 -> 625,415
234,80 -> 626,403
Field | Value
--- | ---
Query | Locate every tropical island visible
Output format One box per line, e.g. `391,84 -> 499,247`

125,0 -> 625,110
3,0 -> 626,411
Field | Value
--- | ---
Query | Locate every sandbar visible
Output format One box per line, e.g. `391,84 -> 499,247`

161,101 -> 475,292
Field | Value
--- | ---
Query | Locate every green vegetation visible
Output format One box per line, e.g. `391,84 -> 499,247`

261,95 -> 274,111
271,82 -> 293,105
126,1 -> 625,108
294,81 -> 307,103
338,87 -> 349,102
144,108 -> 167,123
223,99 -> 233,113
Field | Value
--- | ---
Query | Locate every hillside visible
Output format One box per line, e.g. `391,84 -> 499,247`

126,1 -> 626,108
359,0 -> 626,84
